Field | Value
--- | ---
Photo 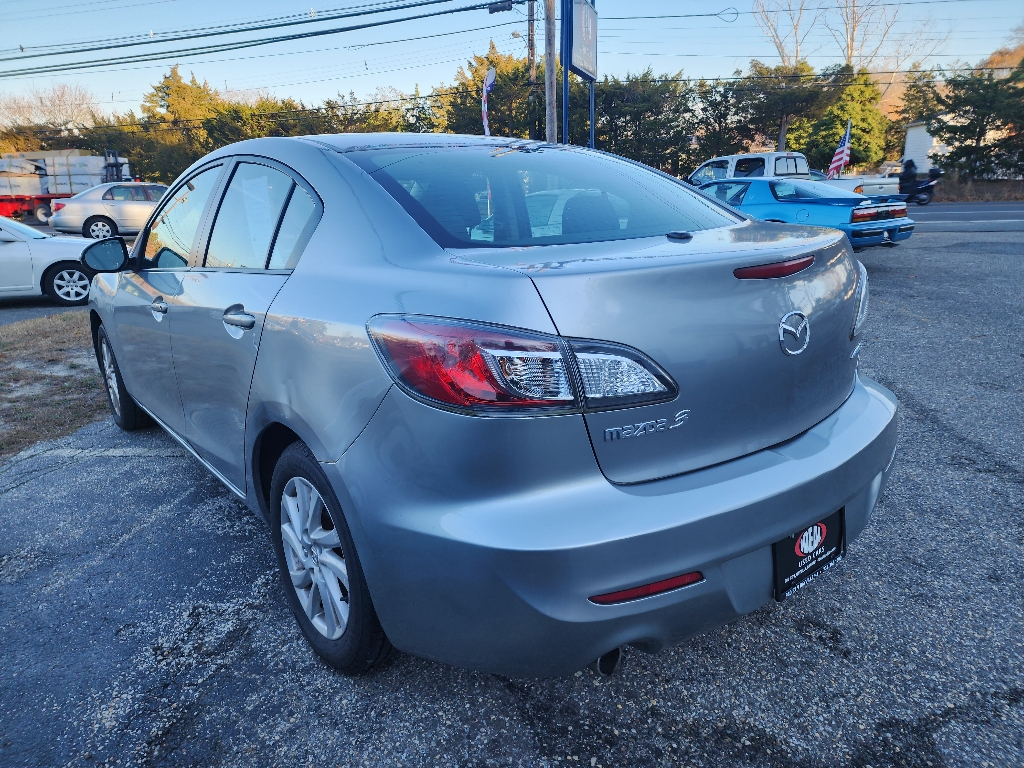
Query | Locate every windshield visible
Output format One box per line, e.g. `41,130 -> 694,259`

347,145 -> 739,248
0,216 -> 48,239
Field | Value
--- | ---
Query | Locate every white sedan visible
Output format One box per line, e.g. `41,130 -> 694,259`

0,216 -> 92,306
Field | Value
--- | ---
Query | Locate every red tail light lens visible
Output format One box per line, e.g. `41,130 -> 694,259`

851,207 -> 878,223
734,255 -> 814,279
590,571 -> 704,605
52,202 -> 66,212
367,316 -> 577,414
890,205 -> 907,218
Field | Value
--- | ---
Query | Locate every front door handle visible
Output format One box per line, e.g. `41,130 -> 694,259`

151,299 -> 168,314
223,308 -> 256,330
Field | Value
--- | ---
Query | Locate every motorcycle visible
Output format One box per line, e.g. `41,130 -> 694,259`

903,168 -> 944,205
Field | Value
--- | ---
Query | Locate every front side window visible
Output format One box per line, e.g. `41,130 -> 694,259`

774,157 -> 810,177
206,163 -> 293,269
734,158 -> 765,177
142,165 -> 222,269
707,182 -> 750,206
690,160 -> 730,185
349,146 -> 739,248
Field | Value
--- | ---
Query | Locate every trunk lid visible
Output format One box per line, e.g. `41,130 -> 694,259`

457,221 -> 861,483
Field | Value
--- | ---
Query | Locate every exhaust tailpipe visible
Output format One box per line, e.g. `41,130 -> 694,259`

589,647 -> 622,677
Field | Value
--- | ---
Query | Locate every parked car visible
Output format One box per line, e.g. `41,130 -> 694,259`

688,152 -> 899,196
49,182 -> 167,239
82,134 -> 898,678
0,215 -> 94,305
699,177 -> 914,249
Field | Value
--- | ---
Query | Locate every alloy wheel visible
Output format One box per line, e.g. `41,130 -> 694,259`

53,269 -> 90,301
100,337 -> 121,417
280,477 -> 350,640
89,220 -> 113,239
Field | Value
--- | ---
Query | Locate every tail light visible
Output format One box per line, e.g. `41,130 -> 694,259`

367,315 -> 677,416
52,202 -> 66,212
851,207 -> 879,223
851,260 -> 869,338
890,205 -> 907,218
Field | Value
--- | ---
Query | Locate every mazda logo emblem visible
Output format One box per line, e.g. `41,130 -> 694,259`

779,311 -> 810,356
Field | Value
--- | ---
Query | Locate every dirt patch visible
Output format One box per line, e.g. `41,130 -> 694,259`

0,311 -> 108,460
934,180 -> 1024,202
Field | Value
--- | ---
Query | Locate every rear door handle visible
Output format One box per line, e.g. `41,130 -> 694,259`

223,308 -> 256,330
151,299 -> 168,314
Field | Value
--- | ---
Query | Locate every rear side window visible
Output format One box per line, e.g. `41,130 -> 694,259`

142,166 -> 222,269
268,186 -> 317,270
349,146 -> 738,248
146,186 -> 167,202
774,157 -> 810,176
770,181 -> 823,201
734,158 -> 765,177
103,185 -> 145,201
206,163 -> 292,269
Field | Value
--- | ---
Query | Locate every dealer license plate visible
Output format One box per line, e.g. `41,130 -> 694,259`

773,509 -> 845,601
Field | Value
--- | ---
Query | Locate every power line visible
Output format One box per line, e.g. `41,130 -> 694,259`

0,0 -> 485,64
0,0 -> 524,80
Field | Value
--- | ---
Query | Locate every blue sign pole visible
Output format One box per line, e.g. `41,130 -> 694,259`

561,0 -> 570,144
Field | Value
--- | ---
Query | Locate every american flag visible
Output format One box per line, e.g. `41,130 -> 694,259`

827,119 -> 852,179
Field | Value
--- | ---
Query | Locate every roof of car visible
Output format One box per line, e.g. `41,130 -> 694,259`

302,133 -> 550,153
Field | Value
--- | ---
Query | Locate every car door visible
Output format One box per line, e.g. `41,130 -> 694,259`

171,158 -> 321,491
103,185 -> 152,231
111,164 -> 225,434
0,221 -> 33,291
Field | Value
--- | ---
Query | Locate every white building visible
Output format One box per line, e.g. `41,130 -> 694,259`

903,121 -> 948,170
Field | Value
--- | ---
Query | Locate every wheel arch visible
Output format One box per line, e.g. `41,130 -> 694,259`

251,421 -> 303,521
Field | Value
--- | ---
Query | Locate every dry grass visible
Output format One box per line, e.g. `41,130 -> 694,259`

0,311 -> 109,461
934,180 -> 1024,202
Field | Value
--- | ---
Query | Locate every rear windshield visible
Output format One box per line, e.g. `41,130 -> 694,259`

347,145 -> 739,248
774,156 -> 810,176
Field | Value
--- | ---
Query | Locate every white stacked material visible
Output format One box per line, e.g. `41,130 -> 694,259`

0,156 -> 47,196
0,174 -> 47,196
48,175 -> 105,194
44,155 -> 107,176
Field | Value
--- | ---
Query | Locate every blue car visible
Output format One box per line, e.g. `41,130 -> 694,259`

699,178 -> 914,249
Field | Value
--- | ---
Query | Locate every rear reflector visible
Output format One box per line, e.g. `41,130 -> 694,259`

589,571 -> 704,605
734,255 -> 814,280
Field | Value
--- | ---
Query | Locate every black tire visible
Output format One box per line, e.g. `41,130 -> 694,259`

270,442 -> 391,673
43,262 -> 92,306
95,325 -> 152,431
915,192 -> 932,206
83,216 -> 118,240
33,204 -> 51,223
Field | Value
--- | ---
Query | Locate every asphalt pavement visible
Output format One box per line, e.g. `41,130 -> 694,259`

1,231 -> 1023,768
909,201 -> 1024,231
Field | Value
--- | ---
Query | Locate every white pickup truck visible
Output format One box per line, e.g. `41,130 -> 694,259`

686,152 -> 900,197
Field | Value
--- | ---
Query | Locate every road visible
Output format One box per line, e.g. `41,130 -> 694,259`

1,231 -> 1023,768
910,201 -> 1024,231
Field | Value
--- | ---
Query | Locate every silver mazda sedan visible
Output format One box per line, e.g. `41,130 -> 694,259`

81,134 -> 898,677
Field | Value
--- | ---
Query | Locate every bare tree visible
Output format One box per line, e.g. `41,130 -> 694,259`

0,83 -> 97,129
824,0 -> 900,70
753,0 -> 822,66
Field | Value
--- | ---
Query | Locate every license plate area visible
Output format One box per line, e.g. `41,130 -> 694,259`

773,508 -> 845,601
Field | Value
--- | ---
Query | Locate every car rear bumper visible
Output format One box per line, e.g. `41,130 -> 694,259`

326,375 -> 898,677
847,218 -> 914,247
48,212 -> 82,232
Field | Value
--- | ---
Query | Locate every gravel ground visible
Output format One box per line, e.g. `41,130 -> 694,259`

0,231 -> 1022,768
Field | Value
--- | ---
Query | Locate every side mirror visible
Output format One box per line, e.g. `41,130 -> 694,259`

81,236 -> 129,272
0,230 -> 19,243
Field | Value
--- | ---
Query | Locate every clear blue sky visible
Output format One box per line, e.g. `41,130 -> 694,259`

1,0 -> 1020,113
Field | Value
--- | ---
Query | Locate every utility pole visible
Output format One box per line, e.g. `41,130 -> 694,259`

528,0 -> 537,139
544,0 -> 557,143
